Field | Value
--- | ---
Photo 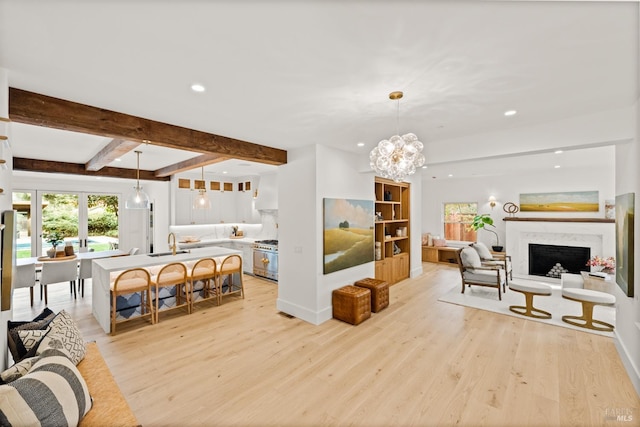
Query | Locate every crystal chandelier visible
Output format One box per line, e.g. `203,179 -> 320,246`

370,91 -> 425,182
125,150 -> 150,209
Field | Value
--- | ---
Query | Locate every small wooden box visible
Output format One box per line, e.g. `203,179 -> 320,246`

354,278 -> 389,313
332,285 -> 371,325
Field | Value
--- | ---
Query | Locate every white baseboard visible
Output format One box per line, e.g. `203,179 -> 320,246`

276,298 -> 332,325
614,331 -> 640,398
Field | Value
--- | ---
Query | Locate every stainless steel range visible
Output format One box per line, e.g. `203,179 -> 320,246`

253,240 -> 278,281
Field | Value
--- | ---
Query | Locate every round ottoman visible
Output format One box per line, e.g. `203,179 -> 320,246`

508,280 -> 552,319
561,288 -> 616,332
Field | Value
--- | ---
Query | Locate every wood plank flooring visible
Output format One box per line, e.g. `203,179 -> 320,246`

12,263 -> 640,426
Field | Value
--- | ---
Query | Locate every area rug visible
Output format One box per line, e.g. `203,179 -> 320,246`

437,281 -> 615,337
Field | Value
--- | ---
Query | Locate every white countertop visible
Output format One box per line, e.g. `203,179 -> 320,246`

176,237 -> 257,249
93,246 -> 241,272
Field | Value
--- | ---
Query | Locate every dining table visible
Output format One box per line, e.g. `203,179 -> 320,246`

17,249 -> 129,267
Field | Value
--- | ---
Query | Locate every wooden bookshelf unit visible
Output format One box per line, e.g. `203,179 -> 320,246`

374,177 -> 410,284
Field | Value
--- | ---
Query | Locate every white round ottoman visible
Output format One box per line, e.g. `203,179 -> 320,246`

561,288 -> 616,332
508,280 -> 553,319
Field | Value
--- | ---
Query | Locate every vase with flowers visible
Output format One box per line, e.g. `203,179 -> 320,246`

586,256 -> 615,274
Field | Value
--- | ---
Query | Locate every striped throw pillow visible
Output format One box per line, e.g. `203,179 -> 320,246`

0,350 -> 92,426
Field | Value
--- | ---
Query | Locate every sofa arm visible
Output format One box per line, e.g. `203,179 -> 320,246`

77,342 -> 140,427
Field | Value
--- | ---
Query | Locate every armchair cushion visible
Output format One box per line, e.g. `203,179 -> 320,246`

464,268 -> 505,285
471,242 -> 493,260
460,247 -> 482,268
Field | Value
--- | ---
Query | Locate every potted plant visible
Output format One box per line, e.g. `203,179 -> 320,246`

43,231 -> 64,258
470,214 -> 503,252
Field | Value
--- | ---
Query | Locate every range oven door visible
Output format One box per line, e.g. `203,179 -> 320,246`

253,248 -> 278,281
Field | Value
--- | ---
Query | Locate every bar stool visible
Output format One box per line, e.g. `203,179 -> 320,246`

218,255 -> 244,302
110,268 -> 155,335
150,262 -> 190,322
188,258 -> 220,307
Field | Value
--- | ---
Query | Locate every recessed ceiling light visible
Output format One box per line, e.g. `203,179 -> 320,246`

504,110 -> 517,116
222,171 -> 228,174
114,158 -> 121,162
554,165 -> 561,169
448,174 -> 453,177
357,142 -> 365,147
421,166 -> 428,169
191,83 -> 206,93
554,150 -> 563,154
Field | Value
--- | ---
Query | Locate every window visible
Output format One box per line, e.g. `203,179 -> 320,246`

443,203 -> 477,241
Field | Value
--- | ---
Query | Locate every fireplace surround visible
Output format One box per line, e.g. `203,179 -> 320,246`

505,218 -> 615,282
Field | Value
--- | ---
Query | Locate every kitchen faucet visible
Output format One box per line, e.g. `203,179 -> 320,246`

168,232 -> 177,256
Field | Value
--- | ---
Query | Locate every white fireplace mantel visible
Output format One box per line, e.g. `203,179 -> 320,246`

504,217 -> 615,281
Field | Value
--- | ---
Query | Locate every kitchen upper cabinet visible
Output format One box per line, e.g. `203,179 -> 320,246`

173,175 -> 258,225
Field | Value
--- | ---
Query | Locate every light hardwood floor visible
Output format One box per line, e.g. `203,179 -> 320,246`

12,263 -> 640,426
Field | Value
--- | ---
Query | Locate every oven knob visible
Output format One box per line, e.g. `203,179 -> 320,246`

262,258 -> 269,264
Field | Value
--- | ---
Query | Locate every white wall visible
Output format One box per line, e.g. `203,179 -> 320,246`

278,145 -> 376,324
421,157 -> 616,249
614,99 -> 640,396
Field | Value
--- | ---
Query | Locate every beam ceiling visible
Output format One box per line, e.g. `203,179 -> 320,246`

8,88 -> 287,178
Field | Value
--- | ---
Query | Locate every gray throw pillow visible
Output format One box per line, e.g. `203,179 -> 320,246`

471,242 -> 493,260
460,247 -> 482,268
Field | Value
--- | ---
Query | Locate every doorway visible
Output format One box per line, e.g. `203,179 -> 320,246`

12,191 -> 120,258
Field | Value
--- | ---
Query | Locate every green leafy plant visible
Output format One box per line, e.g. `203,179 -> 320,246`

43,231 -> 64,248
469,214 -> 500,247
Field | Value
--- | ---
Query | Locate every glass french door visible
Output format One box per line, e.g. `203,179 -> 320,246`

12,191 -> 120,257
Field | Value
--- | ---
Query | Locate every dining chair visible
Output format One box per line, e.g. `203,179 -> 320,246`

14,263 -> 37,306
40,259 -> 79,304
150,262 -> 190,323
218,255 -> 244,303
188,258 -> 220,308
110,268 -> 155,335
78,258 -> 93,298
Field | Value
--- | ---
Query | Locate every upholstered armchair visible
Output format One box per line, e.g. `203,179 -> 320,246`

470,242 -> 512,285
455,247 -> 506,300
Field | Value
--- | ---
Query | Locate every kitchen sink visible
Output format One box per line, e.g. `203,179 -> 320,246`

147,250 -> 189,257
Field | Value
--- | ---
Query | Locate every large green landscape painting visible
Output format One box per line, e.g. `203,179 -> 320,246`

323,198 -> 374,274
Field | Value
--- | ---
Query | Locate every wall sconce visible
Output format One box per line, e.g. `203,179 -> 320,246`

488,196 -> 497,209
253,189 -> 258,199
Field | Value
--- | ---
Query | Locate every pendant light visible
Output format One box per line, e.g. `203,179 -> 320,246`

125,150 -> 150,209
369,91 -> 425,182
193,166 -> 211,209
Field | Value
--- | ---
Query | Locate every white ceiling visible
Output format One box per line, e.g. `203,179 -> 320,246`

0,1 -> 637,179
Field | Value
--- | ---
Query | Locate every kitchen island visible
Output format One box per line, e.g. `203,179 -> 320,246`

92,246 -> 242,333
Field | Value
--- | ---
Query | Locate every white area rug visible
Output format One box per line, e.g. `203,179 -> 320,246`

438,281 -> 615,337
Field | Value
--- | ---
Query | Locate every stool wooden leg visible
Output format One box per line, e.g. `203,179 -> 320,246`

509,291 -> 551,319
562,300 -> 614,332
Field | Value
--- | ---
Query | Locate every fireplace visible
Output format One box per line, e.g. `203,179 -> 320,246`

528,243 -> 590,278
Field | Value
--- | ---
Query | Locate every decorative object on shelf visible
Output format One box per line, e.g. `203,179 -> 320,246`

125,150 -> 150,209
615,192 -> 634,297
231,225 -> 239,236
193,167 -> 211,209
519,191 -> 599,212
604,199 -> 615,219
470,214 -> 502,252
393,243 -> 401,255
375,211 -> 383,221
488,196 -> 497,209
322,198 -> 374,274
375,242 -> 382,261
503,202 -> 520,216
369,91 -> 425,183
384,190 -> 392,201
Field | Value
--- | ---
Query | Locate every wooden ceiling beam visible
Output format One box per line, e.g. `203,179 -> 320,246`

13,157 -> 169,181
9,88 -> 287,166
85,139 -> 141,171
154,154 -> 229,177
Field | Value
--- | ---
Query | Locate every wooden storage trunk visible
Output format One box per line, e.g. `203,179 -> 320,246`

354,278 -> 389,313
332,285 -> 371,325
